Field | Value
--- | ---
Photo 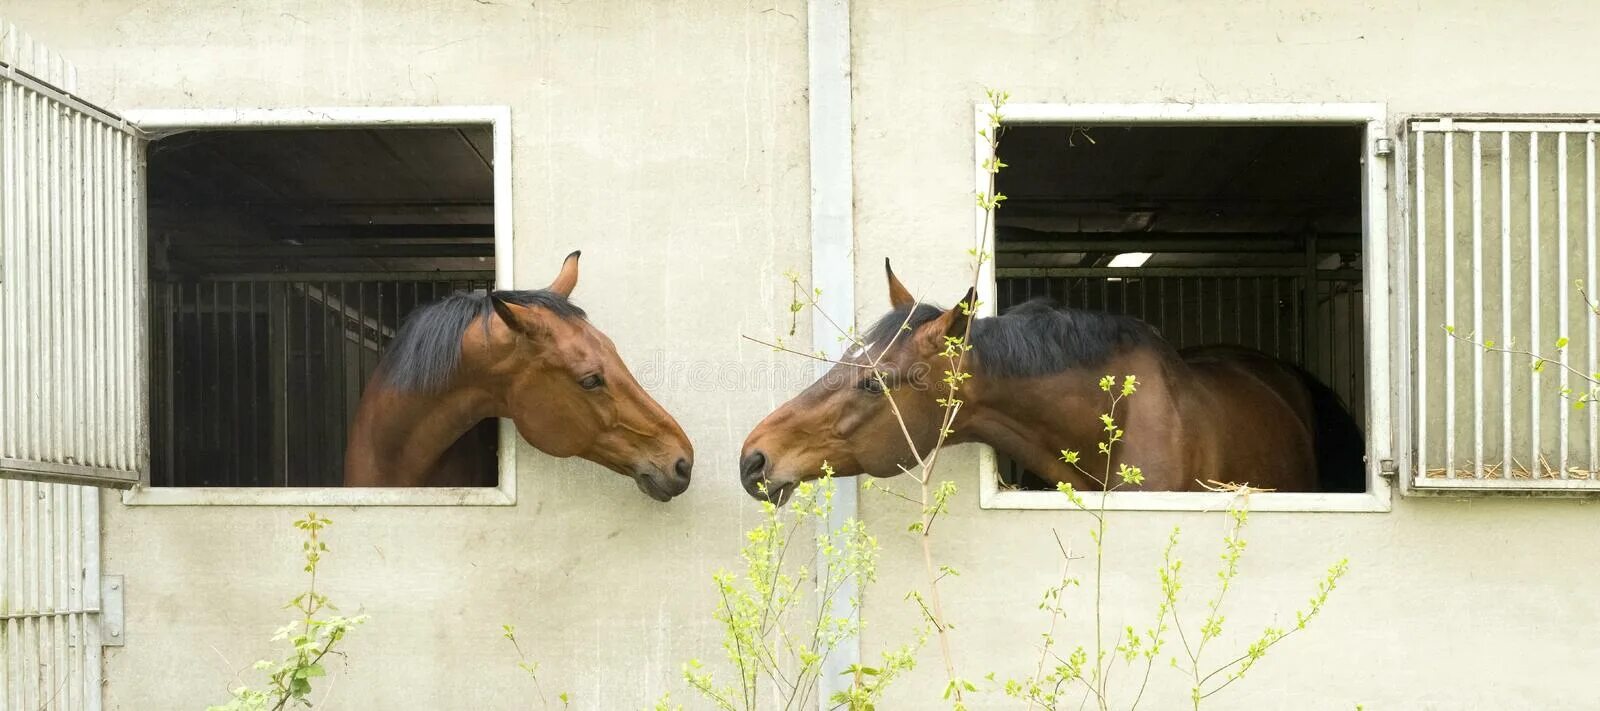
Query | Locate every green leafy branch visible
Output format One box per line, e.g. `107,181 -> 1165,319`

207,513 -> 368,711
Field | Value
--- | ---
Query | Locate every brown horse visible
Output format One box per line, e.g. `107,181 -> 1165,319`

737,259 -> 1363,504
343,251 -> 695,501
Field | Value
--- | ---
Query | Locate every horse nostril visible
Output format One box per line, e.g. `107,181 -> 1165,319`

674,457 -> 692,481
740,451 -> 767,482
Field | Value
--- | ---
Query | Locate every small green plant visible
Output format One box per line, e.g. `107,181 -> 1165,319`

502,624 -> 571,709
208,512 -> 368,711
680,473 -> 900,711
1000,377 -> 1349,710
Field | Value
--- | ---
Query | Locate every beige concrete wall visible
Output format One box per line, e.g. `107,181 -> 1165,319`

6,0 -> 1600,708
1,1 -> 812,708
851,1 -> 1600,709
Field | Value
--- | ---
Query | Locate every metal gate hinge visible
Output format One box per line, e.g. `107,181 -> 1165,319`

1378,459 -> 1398,479
101,575 -> 125,647
1374,137 -> 1394,157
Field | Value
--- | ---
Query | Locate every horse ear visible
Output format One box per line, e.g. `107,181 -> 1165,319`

547,250 -> 581,297
943,287 -> 980,340
885,258 -> 915,309
489,292 -> 540,337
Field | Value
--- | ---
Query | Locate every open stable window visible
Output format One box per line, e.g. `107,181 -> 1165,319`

122,107 -> 515,506
974,104 -> 1394,513
144,127 -> 497,488
1406,118 -> 1600,493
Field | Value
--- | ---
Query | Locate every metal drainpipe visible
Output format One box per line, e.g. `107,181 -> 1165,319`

807,0 -> 859,707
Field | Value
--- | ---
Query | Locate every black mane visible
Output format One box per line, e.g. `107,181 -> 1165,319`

378,289 -> 585,393
862,297 -> 1167,378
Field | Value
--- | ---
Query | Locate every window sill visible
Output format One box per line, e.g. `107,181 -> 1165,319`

120,483 -> 515,507
975,448 -> 1393,513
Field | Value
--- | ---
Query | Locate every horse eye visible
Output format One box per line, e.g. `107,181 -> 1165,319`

580,374 -> 605,390
858,376 -> 886,394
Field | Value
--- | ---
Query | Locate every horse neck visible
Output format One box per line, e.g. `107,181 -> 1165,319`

344,371 -> 502,486
959,348 -> 1187,489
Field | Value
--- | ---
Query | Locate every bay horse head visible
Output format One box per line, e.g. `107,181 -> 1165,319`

344,251 -> 695,501
737,259 -> 976,505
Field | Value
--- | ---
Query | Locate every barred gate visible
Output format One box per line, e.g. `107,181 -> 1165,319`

1409,119 -> 1600,489
0,20 -> 143,711
148,273 -> 495,487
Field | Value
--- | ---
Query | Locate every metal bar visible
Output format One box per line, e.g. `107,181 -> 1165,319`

323,280 -> 335,482
300,281 -> 312,487
1415,129 -> 1428,481
1531,131 -> 1543,477
1413,120 -> 1600,134
1472,132 -> 1484,477
231,281 -> 241,486
995,236 -> 1362,253
45,80 -> 59,466
167,271 -> 496,283
994,266 -> 1364,279
1213,277 -> 1222,343
1273,277 -> 1282,357
1589,131 -> 1597,475
1502,131 -> 1514,477
0,80 -> 13,464
269,284 -> 288,487
248,281 -> 259,486
1443,132 -> 1456,476
1304,234 -> 1320,382
0,62 -> 133,134
211,282 -> 222,485
1559,132 -> 1572,478
332,280 -> 345,480
166,241 -> 494,261
1176,278 -> 1185,345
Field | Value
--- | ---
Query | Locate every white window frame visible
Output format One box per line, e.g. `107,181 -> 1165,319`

120,106 -> 517,506
973,102 -> 1395,513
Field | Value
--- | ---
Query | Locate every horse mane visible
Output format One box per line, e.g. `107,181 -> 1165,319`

378,289 -> 586,393
862,297 -> 1170,378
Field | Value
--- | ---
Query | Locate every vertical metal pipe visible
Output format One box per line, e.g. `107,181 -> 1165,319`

336,281 -> 348,479
270,284 -> 288,486
1559,132 -> 1572,478
1589,131 -> 1597,475
1416,131 -> 1428,479
230,281 -> 241,485
1502,131 -> 1514,477
301,281 -> 312,486
1531,131 -> 1543,476
1446,131 -> 1459,477
323,280 -> 335,481
1472,131 -> 1484,477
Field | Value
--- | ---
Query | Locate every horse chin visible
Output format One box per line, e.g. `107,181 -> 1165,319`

633,474 -> 677,502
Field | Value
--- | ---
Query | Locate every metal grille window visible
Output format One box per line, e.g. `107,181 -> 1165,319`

1408,119 -> 1600,491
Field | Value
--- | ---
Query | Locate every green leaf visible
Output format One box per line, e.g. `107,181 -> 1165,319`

1557,336 -> 1571,349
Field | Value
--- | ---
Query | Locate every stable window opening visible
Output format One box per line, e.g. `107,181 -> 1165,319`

978,106 -> 1390,511
145,124 -> 499,490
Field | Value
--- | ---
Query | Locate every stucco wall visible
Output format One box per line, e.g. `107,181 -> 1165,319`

851,1 -> 1600,709
5,0 -> 1600,709
1,1 -> 812,708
